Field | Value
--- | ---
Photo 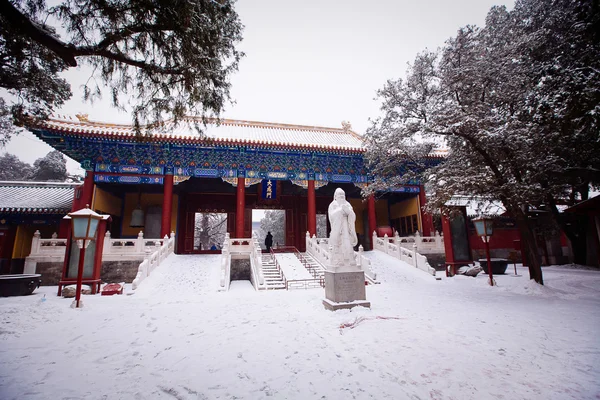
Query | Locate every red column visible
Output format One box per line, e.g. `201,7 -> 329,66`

368,195 -> 377,239
79,170 -> 94,210
418,185 -> 435,236
58,219 -> 70,238
161,174 -> 174,238
92,218 -> 108,293
441,213 -> 455,275
307,180 -> 316,236
236,177 -> 245,238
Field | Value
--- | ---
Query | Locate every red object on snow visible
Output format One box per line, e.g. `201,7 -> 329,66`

101,283 -> 123,296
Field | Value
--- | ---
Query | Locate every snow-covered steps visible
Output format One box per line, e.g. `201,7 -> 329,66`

299,252 -> 326,280
261,254 -> 286,290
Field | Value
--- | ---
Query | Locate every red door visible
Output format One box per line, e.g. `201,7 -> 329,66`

285,209 -> 294,248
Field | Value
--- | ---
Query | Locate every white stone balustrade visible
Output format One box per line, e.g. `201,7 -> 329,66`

219,233 -> 230,290
390,231 -> 445,254
131,232 -> 176,290
28,230 -> 175,261
219,233 -> 265,291
25,230 -> 176,279
372,231 -> 436,277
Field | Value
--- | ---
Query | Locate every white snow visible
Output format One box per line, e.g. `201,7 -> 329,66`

1,252 -> 599,399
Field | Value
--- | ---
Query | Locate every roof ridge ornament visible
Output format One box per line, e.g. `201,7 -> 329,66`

341,121 -> 352,132
76,113 -> 89,122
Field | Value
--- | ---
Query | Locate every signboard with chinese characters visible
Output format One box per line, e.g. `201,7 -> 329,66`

261,179 -> 276,200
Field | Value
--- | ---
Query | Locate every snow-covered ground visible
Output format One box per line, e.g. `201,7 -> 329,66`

1,252 -> 599,399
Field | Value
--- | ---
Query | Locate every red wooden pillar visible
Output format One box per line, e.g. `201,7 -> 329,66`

161,173 -> 174,238
236,177 -> 245,238
368,195 -> 377,239
92,218 -> 109,293
307,180 -> 316,237
79,170 -> 94,210
58,219 -> 70,238
418,185 -> 435,236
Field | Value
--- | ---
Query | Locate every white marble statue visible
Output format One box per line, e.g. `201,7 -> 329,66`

328,188 -> 358,268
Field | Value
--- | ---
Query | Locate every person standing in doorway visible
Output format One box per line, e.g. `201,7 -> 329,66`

265,231 -> 273,252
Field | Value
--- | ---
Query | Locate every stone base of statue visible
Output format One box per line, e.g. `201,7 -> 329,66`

322,270 -> 370,311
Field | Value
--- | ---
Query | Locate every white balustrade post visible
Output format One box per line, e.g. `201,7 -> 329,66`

372,231 -> 377,251
305,231 -> 310,252
135,231 -> 144,253
31,230 -> 41,255
413,243 -> 418,268
358,245 -> 363,267
155,240 -> 161,257
383,234 -> 389,254
414,231 -> 421,252
104,231 -> 111,255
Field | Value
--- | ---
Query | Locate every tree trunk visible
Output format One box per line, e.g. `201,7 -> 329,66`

514,210 -> 544,285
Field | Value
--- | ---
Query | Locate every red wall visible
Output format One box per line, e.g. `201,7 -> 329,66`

468,228 -> 522,252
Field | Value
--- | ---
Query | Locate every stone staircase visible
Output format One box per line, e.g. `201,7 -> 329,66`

299,252 -> 326,280
261,254 -> 286,290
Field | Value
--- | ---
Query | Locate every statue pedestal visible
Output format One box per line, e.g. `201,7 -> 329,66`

322,270 -> 370,311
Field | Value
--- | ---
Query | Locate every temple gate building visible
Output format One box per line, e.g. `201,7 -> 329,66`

24,115 -> 435,258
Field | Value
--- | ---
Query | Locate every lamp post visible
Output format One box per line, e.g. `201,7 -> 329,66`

473,216 -> 494,286
67,205 -> 102,308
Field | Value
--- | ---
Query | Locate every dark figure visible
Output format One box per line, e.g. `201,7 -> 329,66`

265,231 -> 273,252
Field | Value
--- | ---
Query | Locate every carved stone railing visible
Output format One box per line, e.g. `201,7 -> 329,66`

131,232 -> 176,290
219,233 -> 265,291
373,232 -> 436,277
27,230 -> 175,260
29,232 -> 68,256
391,231 -> 445,254
25,230 -> 176,278
219,234 -> 231,291
251,233 -> 265,286
305,232 -> 377,282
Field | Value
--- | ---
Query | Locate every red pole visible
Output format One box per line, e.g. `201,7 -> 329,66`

80,170 -> 94,209
161,174 -> 174,238
75,245 -> 85,307
236,177 -> 245,238
485,238 -> 494,286
307,180 -> 316,236
368,195 -> 377,247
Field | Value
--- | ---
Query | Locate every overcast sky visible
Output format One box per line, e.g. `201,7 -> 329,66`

3,0 -> 514,173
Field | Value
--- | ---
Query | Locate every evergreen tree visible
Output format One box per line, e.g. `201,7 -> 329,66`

194,213 -> 228,250
0,153 -> 33,181
366,0 -> 600,283
30,150 -> 68,181
0,0 -> 244,140
258,210 -> 286,249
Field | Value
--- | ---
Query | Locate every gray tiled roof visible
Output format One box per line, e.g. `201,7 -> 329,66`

41,116 -> 366,151
0,181 -> 78,214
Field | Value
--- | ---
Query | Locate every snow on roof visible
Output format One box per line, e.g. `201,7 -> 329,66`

563,194 -> 600,214
445,196 -> 506,217
0,181 -> 78,214
38,115 -> 366,151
